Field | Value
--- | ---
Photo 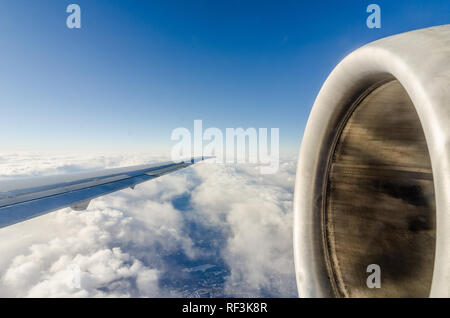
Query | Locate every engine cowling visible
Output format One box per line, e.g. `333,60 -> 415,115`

293,25 -> 450,298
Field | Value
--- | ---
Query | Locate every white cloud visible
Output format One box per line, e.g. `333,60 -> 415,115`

0,152 -> 297,297
190,161 -> 297,297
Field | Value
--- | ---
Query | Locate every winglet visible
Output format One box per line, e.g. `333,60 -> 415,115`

189,156 -> 215,164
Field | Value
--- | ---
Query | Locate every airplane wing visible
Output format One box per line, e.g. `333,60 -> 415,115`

0,157 -> 211,229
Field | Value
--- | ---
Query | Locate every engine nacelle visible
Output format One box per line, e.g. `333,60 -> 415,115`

293,25 -> 450,298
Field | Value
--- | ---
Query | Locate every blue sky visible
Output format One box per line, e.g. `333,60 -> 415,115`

0,0 -> 448,155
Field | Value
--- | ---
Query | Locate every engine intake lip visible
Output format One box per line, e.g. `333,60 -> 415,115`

293,25 -> 450,298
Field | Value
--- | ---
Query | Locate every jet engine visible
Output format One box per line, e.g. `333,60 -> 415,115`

293,25 -> 450,298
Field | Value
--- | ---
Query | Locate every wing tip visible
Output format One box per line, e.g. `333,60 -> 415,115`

189,156 -> 215,164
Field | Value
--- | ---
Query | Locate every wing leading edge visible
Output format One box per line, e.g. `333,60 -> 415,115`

0,157 -> 211,229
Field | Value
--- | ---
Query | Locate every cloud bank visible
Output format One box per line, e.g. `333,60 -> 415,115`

0,152 -> 297,297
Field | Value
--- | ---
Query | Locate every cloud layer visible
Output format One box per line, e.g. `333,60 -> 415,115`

0,152 -> 297,297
